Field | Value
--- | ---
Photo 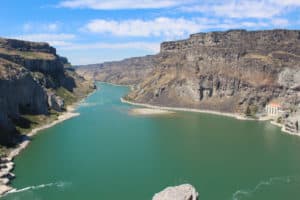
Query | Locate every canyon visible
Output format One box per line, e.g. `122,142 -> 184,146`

77,30 -> 300,119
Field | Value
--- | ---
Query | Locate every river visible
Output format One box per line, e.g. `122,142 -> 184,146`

3,83 -> 300,200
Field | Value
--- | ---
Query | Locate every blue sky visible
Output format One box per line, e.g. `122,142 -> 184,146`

1,0 -> 300,65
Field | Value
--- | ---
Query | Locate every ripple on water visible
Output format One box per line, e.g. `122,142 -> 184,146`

6,181 -> 71,196
232,175 -> 300,200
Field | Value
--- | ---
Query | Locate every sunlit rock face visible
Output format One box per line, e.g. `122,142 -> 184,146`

152,184 -> 199,200
77,30 -> 300,114
125,30 -> 300,113
0,38 -> 91,145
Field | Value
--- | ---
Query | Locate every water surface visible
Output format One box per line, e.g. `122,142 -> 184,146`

4,83 -> 300,200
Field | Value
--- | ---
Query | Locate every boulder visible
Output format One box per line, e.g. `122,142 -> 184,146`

153,184 -> 199,200
47,91 -> 64,111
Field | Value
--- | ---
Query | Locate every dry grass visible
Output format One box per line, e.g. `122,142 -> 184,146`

0,58 -> 24,78
271,51 -> 300,58
15,111 -> 59,134
0,48 -> 55,60
243,53 -> 273,64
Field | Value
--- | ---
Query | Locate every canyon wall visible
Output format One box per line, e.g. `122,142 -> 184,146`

0,38 -> 94,146
77,30 -> 300,116
76,55 -> 157,85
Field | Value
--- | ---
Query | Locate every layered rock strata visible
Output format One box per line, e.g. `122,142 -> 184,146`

0,37 -> 94,145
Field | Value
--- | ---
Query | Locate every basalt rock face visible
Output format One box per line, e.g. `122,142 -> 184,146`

0,38 -> 92,146
125,30 -> 300,114
76,55 -> 158,85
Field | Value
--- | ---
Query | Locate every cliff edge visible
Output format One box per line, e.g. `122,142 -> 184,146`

0,37 -> 94,147
125,30 -> 300,115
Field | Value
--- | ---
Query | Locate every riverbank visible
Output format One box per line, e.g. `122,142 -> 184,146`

270,121 -> 300,137
121,98 -> 259,120
4,82 -> 300,200
0,107 -> 79,196
129,108 -> 175,115
121,98 -> 300,136
0,89 -> 96,197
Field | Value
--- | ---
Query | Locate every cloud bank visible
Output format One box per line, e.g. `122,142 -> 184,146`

58,0 -> 191,10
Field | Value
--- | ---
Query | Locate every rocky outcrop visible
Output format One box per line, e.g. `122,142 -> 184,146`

153,184 -> 199,200
47,91 -> 64,112
0,37 -> 94,146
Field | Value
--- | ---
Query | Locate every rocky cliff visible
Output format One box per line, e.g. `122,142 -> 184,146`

76,55 -> 157,85
77,30 -> 300,116
0,38 -> 94,146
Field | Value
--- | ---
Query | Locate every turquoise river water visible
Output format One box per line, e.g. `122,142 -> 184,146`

3,83 -> 300,200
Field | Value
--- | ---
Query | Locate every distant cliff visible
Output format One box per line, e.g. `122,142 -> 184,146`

0,38 -> 94,146
76,29 -> 300,116
75,55 -> 157,85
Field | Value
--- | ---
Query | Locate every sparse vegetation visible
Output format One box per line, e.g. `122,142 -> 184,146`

245,105 -> 258,118
15,110 -> 59,134
55,87 -> 77,106
277,117 -> 283,124
0,48 -> 55,60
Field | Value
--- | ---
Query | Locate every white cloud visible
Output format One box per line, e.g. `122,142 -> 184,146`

15,33 -> 75,42
58,0 -> 191,10
23,22 -> 60,32
270,0 -> 300,6
212,1 -> 281,19
82,17 -> 272,38
181,0 -> 300,19
13,32 -> 159,52
181,1 -> 281,18
47,23 -> 59,31
23,23 -> 33,32
83,17 -> 205,38
12,33 -> 76,47
60,42 -> 160,52
271,18 -> 289,27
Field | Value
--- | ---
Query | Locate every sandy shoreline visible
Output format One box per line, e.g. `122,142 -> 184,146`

129,108 -> 175,115
121,98 -> 300,137
0,106 -> 80,197
121,98 -> 258,120
8,107 -> 79,159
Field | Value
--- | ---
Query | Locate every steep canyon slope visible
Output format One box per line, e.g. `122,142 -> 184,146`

76,55 -> 157,85
77,30 -> 300,115
0,38 -> 94,146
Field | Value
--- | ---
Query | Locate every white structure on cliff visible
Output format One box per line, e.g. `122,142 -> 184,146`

265,102 -> 282,116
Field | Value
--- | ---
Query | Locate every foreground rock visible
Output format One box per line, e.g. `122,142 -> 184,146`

153,184 -> 199,200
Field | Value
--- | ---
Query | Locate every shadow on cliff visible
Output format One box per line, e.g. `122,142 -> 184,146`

12,116 -> 37,131
0,117 -> 36,148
